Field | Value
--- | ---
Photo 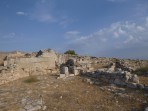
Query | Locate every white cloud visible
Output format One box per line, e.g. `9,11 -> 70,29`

59,16 -> 75,28
15,1 -> 74,26
16,11 -> 27,16
2,33 -> 16,39
65,17 -> 148,59
32,13 -> 55,23
107,0 -> 127,2
66,31 -> 80,35
28,0 -> 57,23
65,31 -> 80,39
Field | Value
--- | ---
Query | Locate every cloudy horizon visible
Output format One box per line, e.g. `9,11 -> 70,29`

0,0 -> 148,59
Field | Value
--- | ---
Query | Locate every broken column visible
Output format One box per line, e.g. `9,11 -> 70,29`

60,66 -> 69,78
74,69 -> 79,75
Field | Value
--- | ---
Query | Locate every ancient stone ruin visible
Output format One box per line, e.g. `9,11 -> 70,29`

0,49 -> 148,91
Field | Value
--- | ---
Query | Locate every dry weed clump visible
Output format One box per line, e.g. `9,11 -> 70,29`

24,76 -> 39,83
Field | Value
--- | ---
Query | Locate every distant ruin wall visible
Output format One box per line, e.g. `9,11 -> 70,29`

5,57 -> 57,69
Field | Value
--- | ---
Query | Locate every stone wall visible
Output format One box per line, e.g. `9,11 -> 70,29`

0,57 -> 58,85
0,49 -> 59,85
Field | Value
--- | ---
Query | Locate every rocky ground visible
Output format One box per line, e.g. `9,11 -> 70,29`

0,73 -> 147,111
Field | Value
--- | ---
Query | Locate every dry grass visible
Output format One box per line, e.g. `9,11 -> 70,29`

139,76 -> 148,86
135,65 -> 148,75
0,74 -> 147,111
23,76 -> 39,83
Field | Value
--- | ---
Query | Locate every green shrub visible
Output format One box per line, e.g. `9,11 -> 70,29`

64,50 -> 77,55
24,76 -> 39,83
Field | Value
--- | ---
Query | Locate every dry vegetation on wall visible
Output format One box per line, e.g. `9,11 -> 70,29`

135,65 -> 148,75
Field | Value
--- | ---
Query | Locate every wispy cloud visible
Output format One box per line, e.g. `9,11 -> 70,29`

16,11 -> 27,16
59,16 -> 75,28
15,0 -> 74,26
107,0 -> 127,2
28,0 -> 57,23
2,33 -> 16,39
65,31 -> 80,39
66,31 -> 80,35
65,16 -> 148,59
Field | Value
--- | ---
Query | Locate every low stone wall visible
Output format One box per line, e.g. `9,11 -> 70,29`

83,71 -> 138,84
82,71 -> 147,90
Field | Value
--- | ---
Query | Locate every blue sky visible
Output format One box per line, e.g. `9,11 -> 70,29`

0,0 -> 148,59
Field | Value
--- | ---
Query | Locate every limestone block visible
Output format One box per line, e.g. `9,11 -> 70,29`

81,64 -> 87,68
46,69 -> 52,73
88,67 -> 94,71
76,67 -> 82,70
60,74 -> 66,78
51,70 -> 57,74
145,107 -> 148,111
4,61 -> 7,66
87,64 -> 91,68
10,69 -> 14,73
131,74 -> 139,83
74,69 -> 79,75
23,68 -> 30,73
69,74 -> 75,76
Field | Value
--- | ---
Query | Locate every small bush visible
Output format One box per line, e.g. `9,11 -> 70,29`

64,50 -> 77,55
24,76 -> 39,83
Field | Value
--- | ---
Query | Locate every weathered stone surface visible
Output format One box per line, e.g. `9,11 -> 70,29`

42,105 -> 47,110
137,84 -> 144,89
19,108 -> 26,111
144,86 -> 148,91
74,69 -> 79,75
28,105 -> 41,111
131,74 -> 139,83
127,83 -> 137,89
145,107 -> 148,111
60,74 -> 66,78
69,74 -> 75,76
114,78 -> 126,86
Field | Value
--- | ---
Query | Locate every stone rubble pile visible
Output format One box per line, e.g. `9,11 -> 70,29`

19,96 -> 47,111
81,63 -> 148,91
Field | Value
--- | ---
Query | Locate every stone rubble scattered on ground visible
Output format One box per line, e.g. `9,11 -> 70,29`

0,49 -> 148,110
